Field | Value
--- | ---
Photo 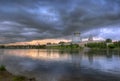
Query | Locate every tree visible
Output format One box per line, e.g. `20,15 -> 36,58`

106,38 -> 112,43
59,41 -> 65,45
108,44 -> 115,49
47,43 -> 51,45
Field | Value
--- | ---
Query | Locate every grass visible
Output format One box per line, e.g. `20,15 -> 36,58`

12,76 -> 26,81
0,65 -> 6,71
0,65 -> 35,81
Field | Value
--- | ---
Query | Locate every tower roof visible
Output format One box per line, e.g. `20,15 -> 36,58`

73,32 -> 81,36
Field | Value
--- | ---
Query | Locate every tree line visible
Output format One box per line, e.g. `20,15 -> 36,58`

85,39 -> 120,49
0,45 -> 46,49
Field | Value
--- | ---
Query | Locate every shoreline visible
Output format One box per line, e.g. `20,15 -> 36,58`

0,66 -> 36,81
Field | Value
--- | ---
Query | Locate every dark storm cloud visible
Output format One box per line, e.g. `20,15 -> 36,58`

0,0 -> 120,43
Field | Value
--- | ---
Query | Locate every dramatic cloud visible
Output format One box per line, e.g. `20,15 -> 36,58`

0,0 -> 120,43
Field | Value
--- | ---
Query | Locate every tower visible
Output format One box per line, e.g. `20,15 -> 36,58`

72,32 -> 81,44
88,35 -> 93,41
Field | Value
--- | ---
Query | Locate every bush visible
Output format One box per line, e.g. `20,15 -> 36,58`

0,65 -> 6,71
108,44 -> 115,49
86,42 -> 107,49
12,76 -> 26,81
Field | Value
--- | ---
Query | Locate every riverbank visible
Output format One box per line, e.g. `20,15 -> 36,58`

0,65 -> 36,81
0,44 -> 83,50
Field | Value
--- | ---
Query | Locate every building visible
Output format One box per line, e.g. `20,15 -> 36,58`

88,35 -> 93,41
72,32 -> 82,44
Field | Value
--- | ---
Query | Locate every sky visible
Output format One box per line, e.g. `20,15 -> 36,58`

0,0 -> 120,43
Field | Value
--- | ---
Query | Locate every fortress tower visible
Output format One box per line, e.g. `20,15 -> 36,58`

72,32 -> 81,44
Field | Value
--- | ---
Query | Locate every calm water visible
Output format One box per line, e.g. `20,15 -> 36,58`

0,49 -> 120,81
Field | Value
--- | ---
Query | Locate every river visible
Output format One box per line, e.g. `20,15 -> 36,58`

0,49 -> 120,81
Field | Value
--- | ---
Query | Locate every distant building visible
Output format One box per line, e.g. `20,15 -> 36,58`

72,32 -> 82,44
88,35 -> 93,41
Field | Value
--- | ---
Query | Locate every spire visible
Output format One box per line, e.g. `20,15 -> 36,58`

88,35 -> 93,41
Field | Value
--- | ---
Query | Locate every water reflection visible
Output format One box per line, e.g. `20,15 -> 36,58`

3,49 -> 71,61
0,49 -> 120,81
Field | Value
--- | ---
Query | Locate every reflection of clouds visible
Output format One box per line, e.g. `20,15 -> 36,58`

3,49 -> 70,61
93,57 -> 120,73
81,56 -> 120,74
1,49 -> 120,81
3,49 -> 120,74
20,61 -> 37,71
2,49 -> 120,75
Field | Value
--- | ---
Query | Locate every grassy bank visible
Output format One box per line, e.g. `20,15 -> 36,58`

47,44 -> 83,50
0,44 -> 84,50
0,65 -> 36,81
85,42 -> 120,49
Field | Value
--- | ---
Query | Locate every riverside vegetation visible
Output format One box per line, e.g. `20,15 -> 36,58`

0,65 -> 36,81
0,43 -> 83,50
0,39 -> 119,50
47,43 -> 83,50
85,39 -> 120,49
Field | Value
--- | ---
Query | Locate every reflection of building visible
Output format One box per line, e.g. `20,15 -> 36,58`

72,32 -> 81,44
